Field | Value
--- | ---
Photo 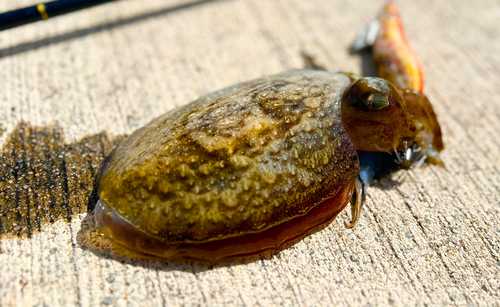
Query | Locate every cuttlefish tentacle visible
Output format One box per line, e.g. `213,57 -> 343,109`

344,175 -> 366,229
343,150 -> 382,228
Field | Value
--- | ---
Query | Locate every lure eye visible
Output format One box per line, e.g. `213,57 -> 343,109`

366,93 -> 389,109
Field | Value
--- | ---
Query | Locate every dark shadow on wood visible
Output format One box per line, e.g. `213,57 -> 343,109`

301,51 -> 328,71
350,47 -> 378,78
0,0 -> 225,59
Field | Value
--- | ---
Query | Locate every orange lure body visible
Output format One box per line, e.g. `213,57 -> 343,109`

373,2 -> 424,92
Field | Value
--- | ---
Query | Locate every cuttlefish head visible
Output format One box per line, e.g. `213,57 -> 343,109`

341,77 -> 444,169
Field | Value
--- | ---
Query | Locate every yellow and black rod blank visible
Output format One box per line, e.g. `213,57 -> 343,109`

0,0 -> 115,31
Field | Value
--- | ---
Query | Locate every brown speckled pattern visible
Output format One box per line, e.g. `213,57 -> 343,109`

98,70 -> 360,242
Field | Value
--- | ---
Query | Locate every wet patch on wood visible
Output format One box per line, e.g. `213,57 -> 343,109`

0,122 -> 125,238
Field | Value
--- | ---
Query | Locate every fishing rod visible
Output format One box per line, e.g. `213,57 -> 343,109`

0,0 -> 115,31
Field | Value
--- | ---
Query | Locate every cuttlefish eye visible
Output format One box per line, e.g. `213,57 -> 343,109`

344,77 -> 391,110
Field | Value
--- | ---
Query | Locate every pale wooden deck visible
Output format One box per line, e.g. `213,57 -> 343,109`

1,0 -> 499,306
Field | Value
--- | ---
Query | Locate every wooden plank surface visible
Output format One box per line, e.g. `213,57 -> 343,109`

1,0 -> 499,306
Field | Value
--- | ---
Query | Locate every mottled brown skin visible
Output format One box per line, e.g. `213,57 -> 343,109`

98,71 -> 360,248
97,70 -> 443,263
95,182 -> 354,263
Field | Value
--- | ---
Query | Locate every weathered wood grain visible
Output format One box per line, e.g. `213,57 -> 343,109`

0,0 -> 499,306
